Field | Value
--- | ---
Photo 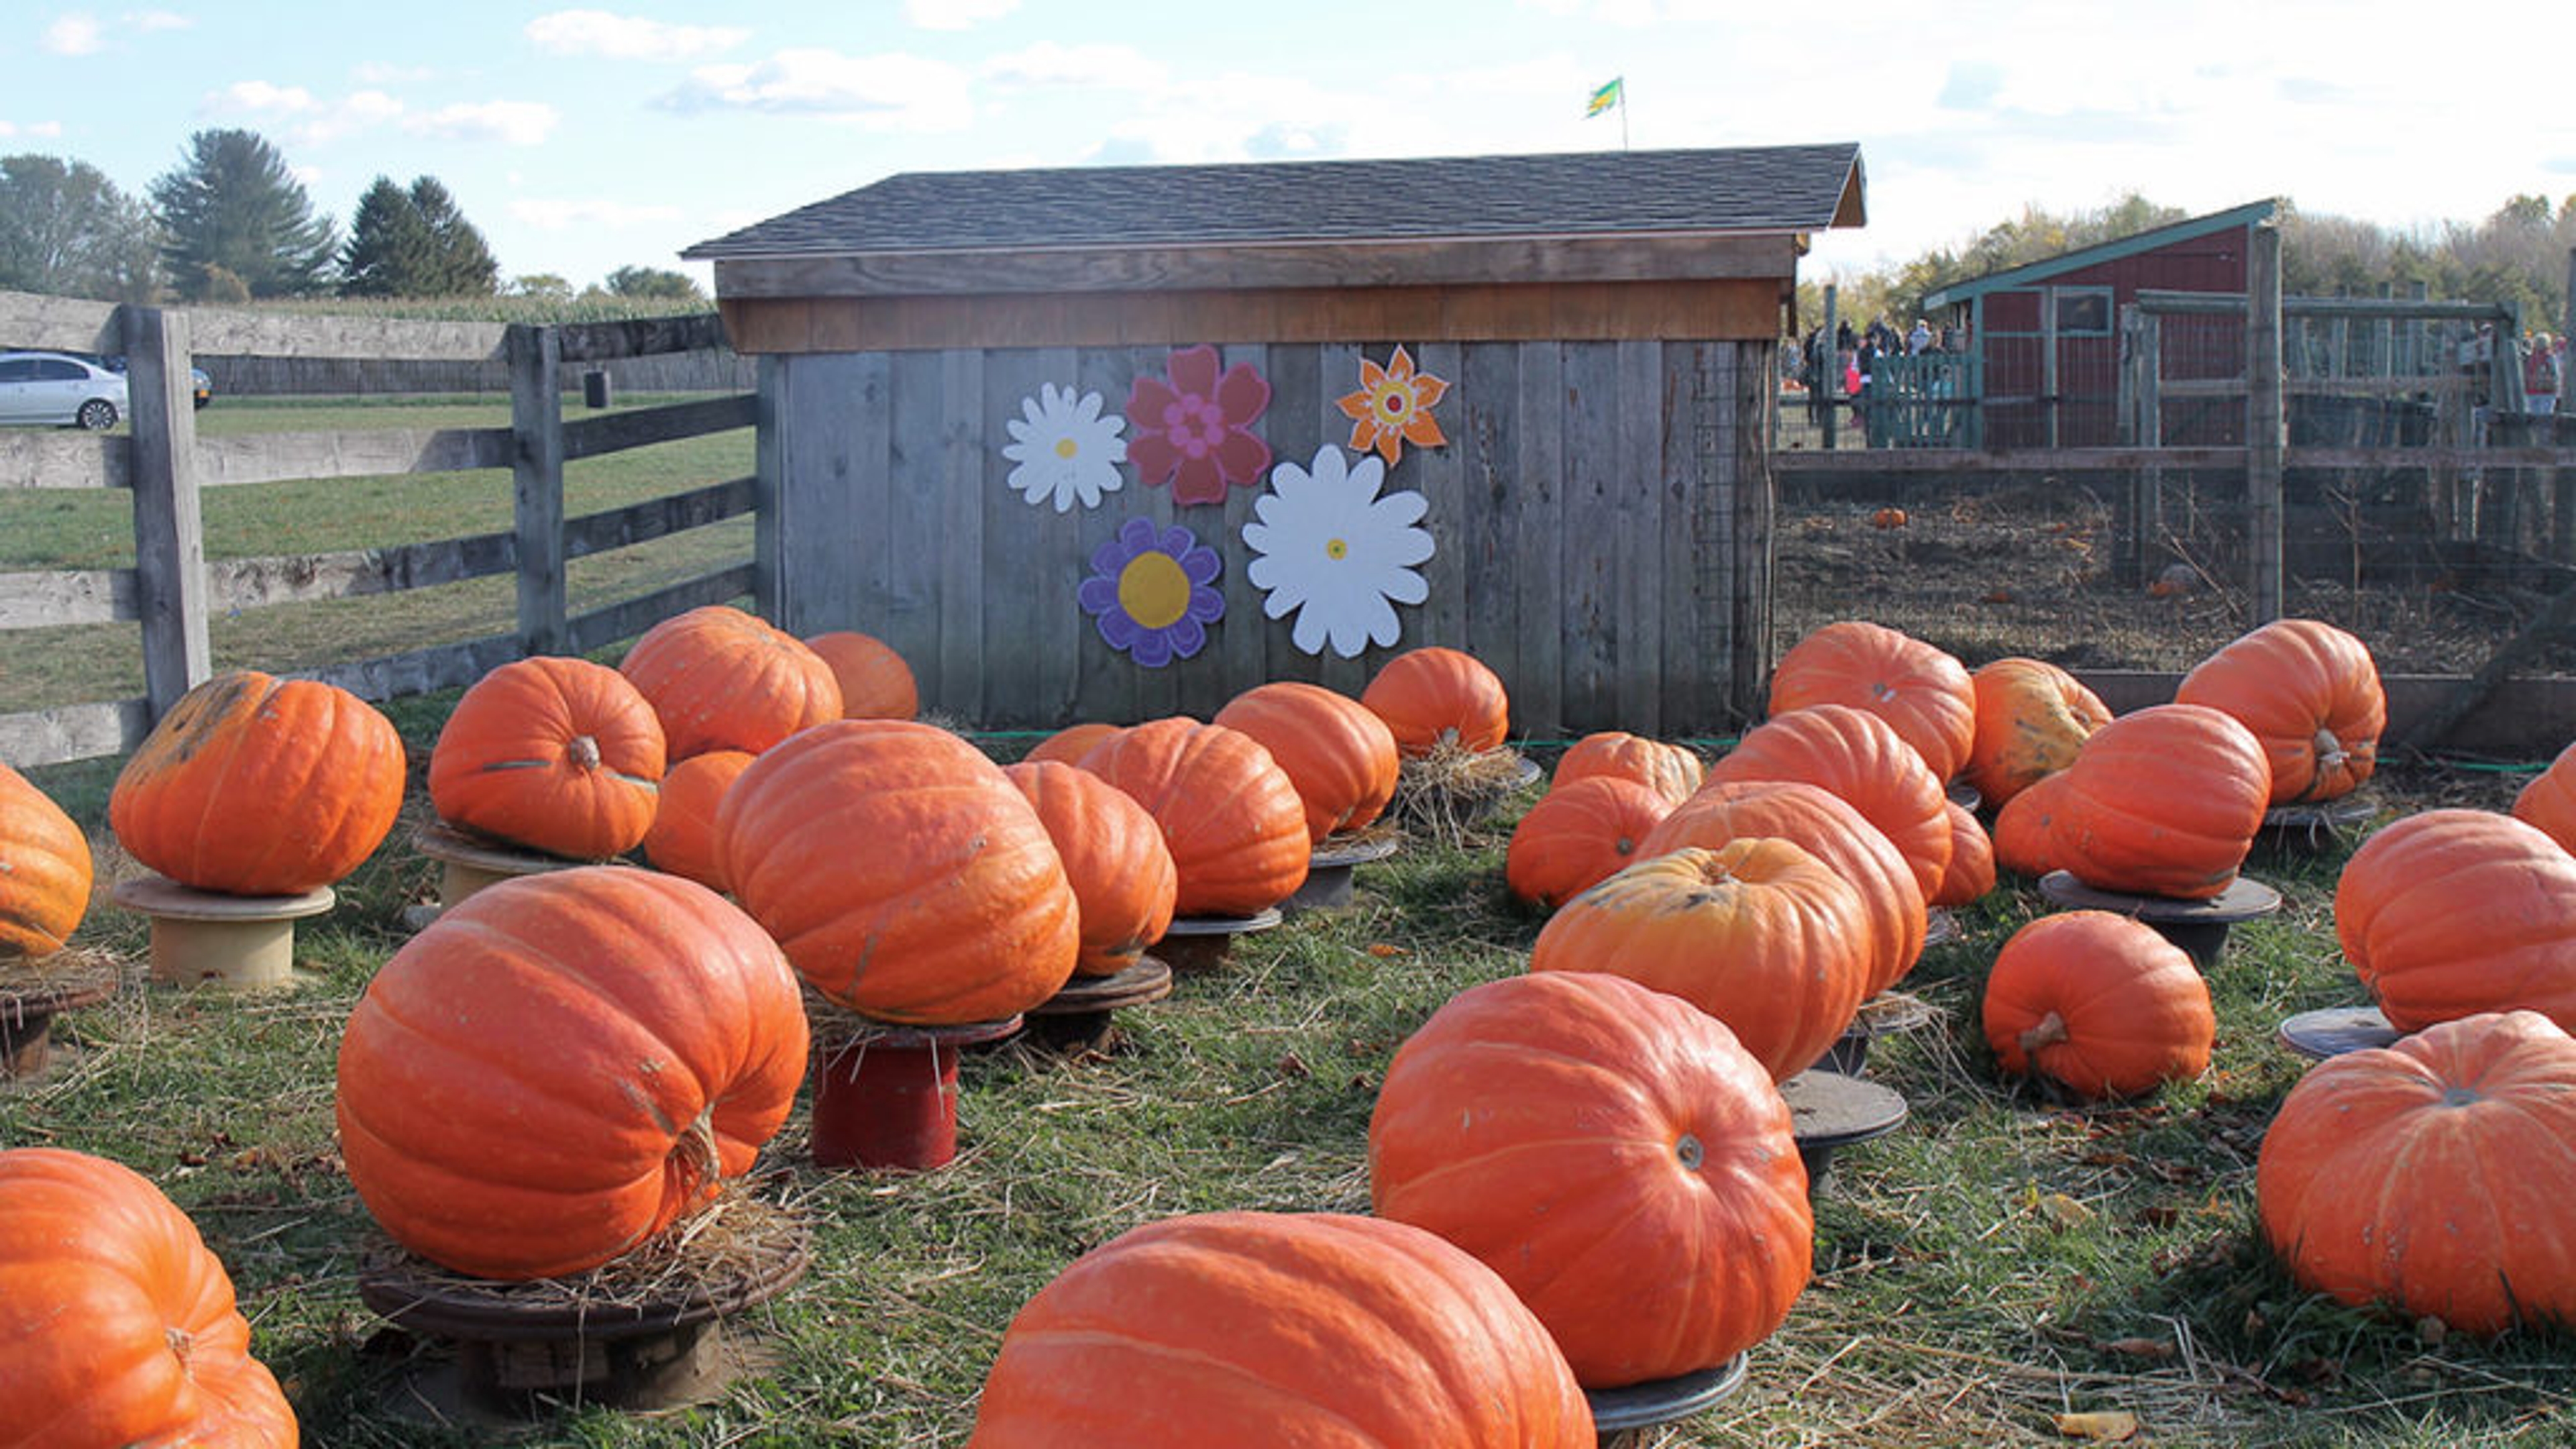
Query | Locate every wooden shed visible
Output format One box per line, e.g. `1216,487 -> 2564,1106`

684,144 -> 1865,736
1923,199 -> 2276,449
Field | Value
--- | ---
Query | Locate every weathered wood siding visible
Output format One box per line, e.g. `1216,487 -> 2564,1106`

771,339 -> 1773,737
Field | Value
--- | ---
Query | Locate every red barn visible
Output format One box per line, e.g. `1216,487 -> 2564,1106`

1921,199 -> 2277,448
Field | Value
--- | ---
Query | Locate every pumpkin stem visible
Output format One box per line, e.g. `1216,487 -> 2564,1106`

2019,1011 -> 2070,1055
568,734 -> 603,771
166,1324 -> 195,1367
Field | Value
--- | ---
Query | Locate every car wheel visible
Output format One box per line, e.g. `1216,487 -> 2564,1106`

76,398 -> 117,431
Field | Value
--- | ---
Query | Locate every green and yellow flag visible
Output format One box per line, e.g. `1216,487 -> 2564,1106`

1585,76 -> 1623,117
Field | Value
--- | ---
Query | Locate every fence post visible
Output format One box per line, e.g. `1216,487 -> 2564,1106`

2117,305 -> 2163,586
509,323 -> 567,655
123,305 -> 210,716
2247,223 -> 2286,623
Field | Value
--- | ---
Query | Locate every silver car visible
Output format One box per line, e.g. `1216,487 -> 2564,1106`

0,350 -> 130,430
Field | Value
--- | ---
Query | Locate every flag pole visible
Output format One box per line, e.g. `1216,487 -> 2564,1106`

1620,83 -> 1629,150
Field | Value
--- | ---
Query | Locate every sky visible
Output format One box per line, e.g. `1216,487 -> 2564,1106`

6,1 -> 2573,295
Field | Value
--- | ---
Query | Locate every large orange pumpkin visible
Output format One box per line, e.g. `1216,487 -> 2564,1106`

1551,731 -> 1705,806
1504,773 -> 1674,910
1965,657 -> 2111,807
1359,646 -> 1511,757
336,867 -> 808,1280
718,720 -> 1078,1024
967,1210 -> 1594,1446
1990,769 -> 2070,880
1006,761 -> 1178,977
2510,740 -> 2576,855
1980,911 -> 2214,1100
641,749 -> 755,892
109,669 -> 405,896
619,605 -> 841,759
806,629 -> 919,720
1212,681 -> 1400,843
2257,1010 -> 2576,1335
1529,841 -> 1872,1081
2175,617 -> 2383,804
1768,620 -> 1977,783
0,1147 -> 299,1449
1077,718 -> 1309,918
2336,808 -> 2576,1034
1705,702 -> 1952,900
1933,798 -> 1996,908
1022,722 -> 1123,767
2042,703 -> 2271,900
1370,971 -> 1811,1387
427,655 -> 665,860
0,763 -> 91,959
1638,778 -> 1927,997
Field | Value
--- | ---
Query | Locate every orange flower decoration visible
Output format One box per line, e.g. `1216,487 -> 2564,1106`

1338,345 -> 1449,466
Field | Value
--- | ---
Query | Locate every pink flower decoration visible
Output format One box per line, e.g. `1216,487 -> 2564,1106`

1125,344 -> 1272,506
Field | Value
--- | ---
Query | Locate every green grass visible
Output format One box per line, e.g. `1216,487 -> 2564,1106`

0,395 -> 751,715
5,752 -> 2572,1448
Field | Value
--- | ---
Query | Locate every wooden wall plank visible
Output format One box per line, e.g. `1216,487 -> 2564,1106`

1060,348 -> 1136,728
1202,341 -> 1269,717
196,427 -> 510,486
1311,341 -> 1371,700
1614,340 -> 1666,736
886,350 -> 946,696
1126,344 -> 1187,724
1513,343 -> 1565,737
1659,344 -> 1709,735
561,394 -> 755,462
1725,343 -> 1773,721
0,433 -> 126,491
1258,343 -> 1327,690
1559,343 -> 1619,734
1412,341 -> 1468,657
1458,343 -> 1521,694
935,349 -> 985,722
0,698 -> 148,769
0,569 -> 133,628
564,478 -> 753,561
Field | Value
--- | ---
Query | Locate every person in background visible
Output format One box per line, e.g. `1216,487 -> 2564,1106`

1907,317 -> 1932,356
2526,331 -> 2562,415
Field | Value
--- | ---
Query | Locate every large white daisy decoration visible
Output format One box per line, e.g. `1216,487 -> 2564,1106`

1002,382 -> 1127,512
1242,444 -> 1435,659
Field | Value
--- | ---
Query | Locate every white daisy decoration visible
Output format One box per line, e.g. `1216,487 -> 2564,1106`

1002,382 -> 1127,513
1243,444 -> 1436,659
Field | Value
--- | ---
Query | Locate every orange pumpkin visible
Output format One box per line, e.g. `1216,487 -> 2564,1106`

967,1211 -> 1593,1446
427,655 -> 665,860
109,669 -> 405,896
1933,798 -> 1996,908
1638,778 -> 1927,997
2043,703 -> 2271,900
718,720 -> 1079,1024
2175,618 -> 2383,804
0,1148 -> 299,1448
1551,731 -> 1705,806
337,867 -> 808,1281
1768,620 -> 1976,784
2510,740 -> 2576,855
0,763 -> 91,959
1965,657 -> 2111,807
1529,841 -> 1872,1081
1022,722 -> 1123,767
1991,769 -> 2070,880
1212,682 -> 1400,843
2337,808 -> 2576,1034
1870,506 -> 1909,530
641,749 -> 755,892
806,629 -> 919,720
1706,702 -> 1952,900
2257,1010 -> 2576,1335
1980,911 -> 2214,1100
1370,971 -> 1810,1387
1504,774 -> 1673,910
1359,646 -> 1510,757
619,605 -> 841,759
1077,718 -> 1309,918
1006,761 -> 1179,977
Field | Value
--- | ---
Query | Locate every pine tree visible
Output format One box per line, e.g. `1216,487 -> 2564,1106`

149,129 -> 336,300
407,177 -> 498,296
338,176 -> 435,297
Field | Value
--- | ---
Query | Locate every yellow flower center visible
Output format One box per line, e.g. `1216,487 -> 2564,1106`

1326,538 -> 1349,560
1054,437 -> 1080,460
1118,551 -> 1191,629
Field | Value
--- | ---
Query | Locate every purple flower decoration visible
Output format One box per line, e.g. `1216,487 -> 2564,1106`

1078,515 -> 1225,668
1126,343 -> 1272,506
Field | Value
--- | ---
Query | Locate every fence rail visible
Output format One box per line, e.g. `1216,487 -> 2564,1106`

0,290 -> 759,769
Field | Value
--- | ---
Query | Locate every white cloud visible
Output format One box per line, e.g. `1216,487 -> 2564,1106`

129,9 -> 189,30
983,42 -> 1163,90
527,10 -> 747,61
905,0 -> 1018,29
659,49 -> 973,132
0,120 -> 64,139
44,14 -> 103,54
512,197 -> 686,231
405,100 -> 559,146
212,80 -> 318,115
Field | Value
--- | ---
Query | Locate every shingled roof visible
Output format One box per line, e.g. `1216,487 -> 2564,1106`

684,144 -> 1865,261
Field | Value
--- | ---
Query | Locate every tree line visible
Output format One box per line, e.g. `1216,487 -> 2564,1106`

0,127 -> 703,307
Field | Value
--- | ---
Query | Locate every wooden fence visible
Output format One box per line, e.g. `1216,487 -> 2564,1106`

0,290 -> 760,768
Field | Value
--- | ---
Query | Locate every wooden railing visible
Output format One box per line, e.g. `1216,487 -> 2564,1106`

0,290 -> 761,768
